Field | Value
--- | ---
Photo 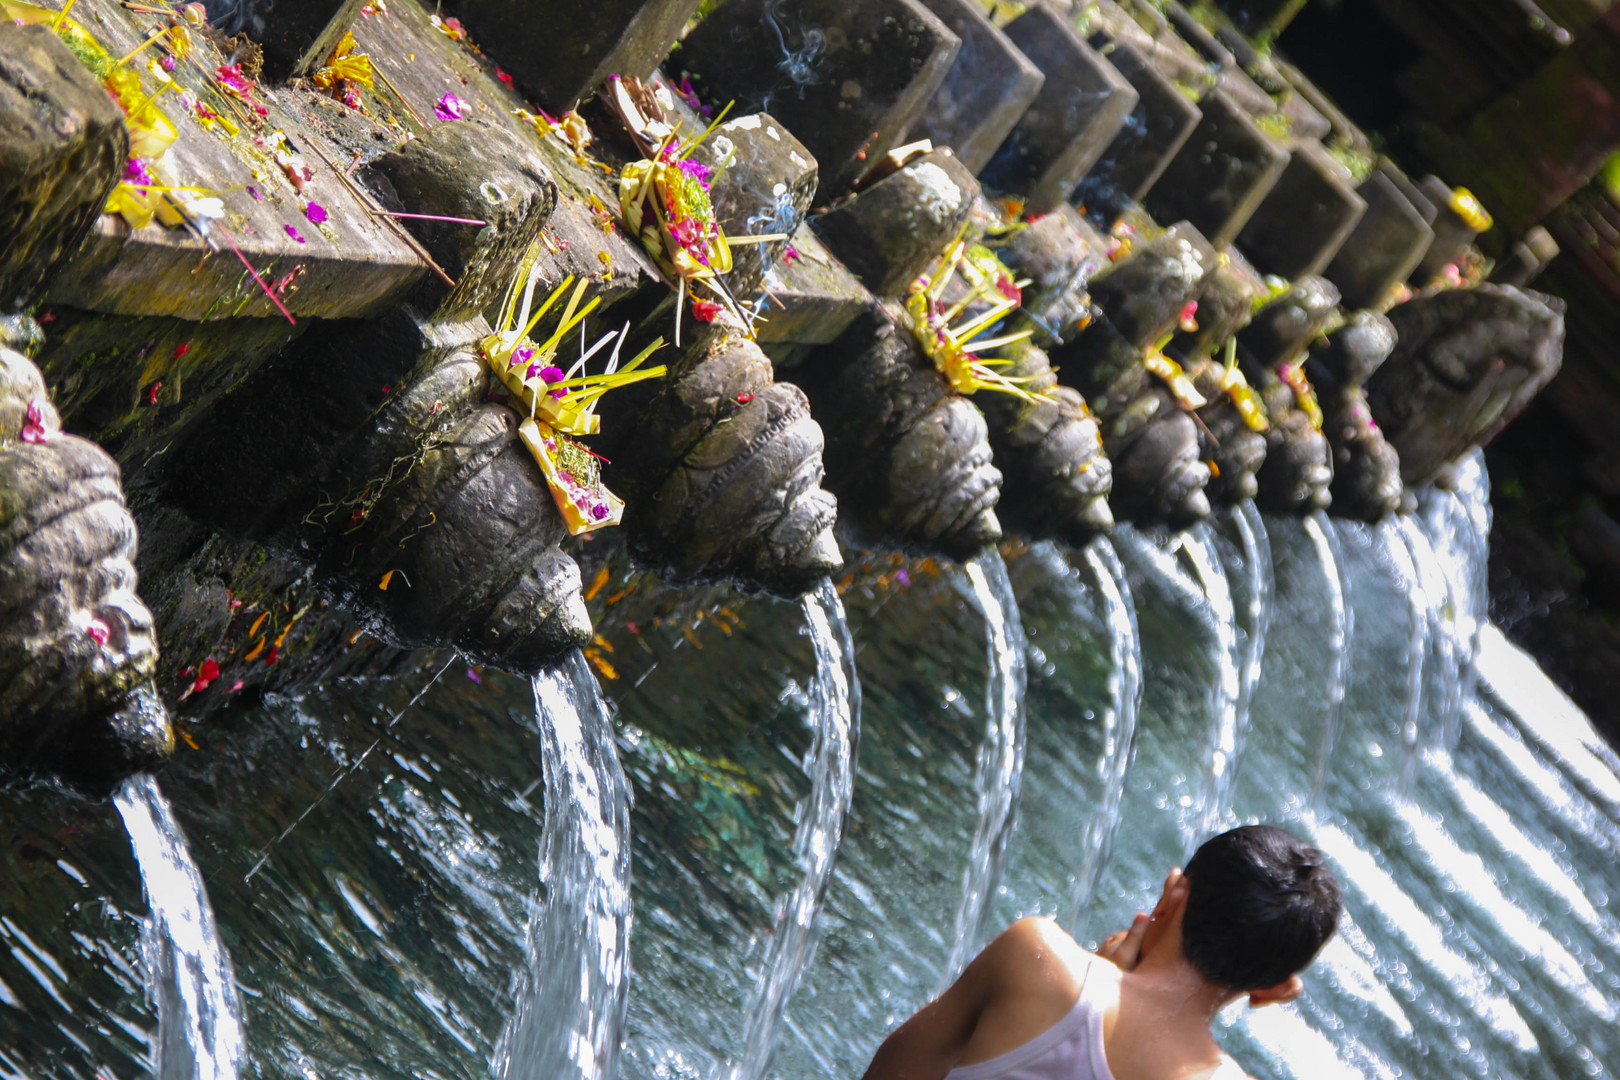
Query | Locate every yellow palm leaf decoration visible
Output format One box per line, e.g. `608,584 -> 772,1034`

903,239 -> 1049,402
481,241 -> 666,533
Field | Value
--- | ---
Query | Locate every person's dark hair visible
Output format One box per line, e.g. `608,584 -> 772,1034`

1180,825 -> 1342,991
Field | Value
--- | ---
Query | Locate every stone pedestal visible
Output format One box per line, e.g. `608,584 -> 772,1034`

690,112 -> 820,298
1412,175 -> 1485,284
1073,35 -> 1202,224
1324,164 -> 1436,310
813,148 -> 979,297
1492,226 -> 1561,288
980,3 -> 1138,215
362,119 -> 557,322
1236,140 -> 1367,279
677,0 -> 962,197
754,227 -> 873,368
993,204 -> 1110,346
447,0 -> 701,109
1087,221 -> 1219,348
1144,88 -> 1289,248
1238,275 -> 1341,370
909,0 -> 1046,174
0,24 -> 128,313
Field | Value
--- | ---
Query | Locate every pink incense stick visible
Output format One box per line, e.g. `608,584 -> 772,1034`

223,234 -> 296,325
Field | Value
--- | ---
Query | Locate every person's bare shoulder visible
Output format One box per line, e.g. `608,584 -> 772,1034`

994,916 -> 1114,994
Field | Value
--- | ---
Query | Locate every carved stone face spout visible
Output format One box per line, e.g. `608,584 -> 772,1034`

0,347 -> 172,793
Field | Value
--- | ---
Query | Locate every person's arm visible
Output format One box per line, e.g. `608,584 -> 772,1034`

860,919 -> 1045,1080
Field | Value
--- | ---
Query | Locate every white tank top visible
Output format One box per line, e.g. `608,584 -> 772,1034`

942,965 -> 1248,1080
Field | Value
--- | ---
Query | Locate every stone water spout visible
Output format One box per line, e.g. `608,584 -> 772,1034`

588,108 -> 843,596
0,347 -> 172,790
1238,275 -> 1340,515
1306,310 -> 1404,523
1367,284 -> 1565,488
1176,254 -> 1269,507
1050,221 -> 1220,526
169,310 -> 594,671
797,303 -> 1004,559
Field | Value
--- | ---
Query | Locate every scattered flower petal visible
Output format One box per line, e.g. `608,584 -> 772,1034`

172,342 -> 191,359
85,618 -> 110,646
896,568 -> 912,587
285,224 -> 307,243
20,398 -> 55,443
434,92 -> 467,121
466,666 -> 483,682
191,657 -> 220,693
691,298 -> 723,322
304,201 -> 328,224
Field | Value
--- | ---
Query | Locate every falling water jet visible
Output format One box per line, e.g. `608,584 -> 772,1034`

113,773 -> 247,1080
1305,511 -> 1354,817
941,549 -> 1029,988
1418,450 -> 1493,753
728,580 -> 861,1080
1227,502 -> 1275,795
1399,515 -> 1462,764
1383,519 -> 1431,798
1064,538 -> 1143,939
495,651 -> 632,1080
1182,526 -> 1242,847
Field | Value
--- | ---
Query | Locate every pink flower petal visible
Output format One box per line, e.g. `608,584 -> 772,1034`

304,202 -> 328,224
433,92 -> 467,121
284,224 -> 307,243
85,618 -> 110,646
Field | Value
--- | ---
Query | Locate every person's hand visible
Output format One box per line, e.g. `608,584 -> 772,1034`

1097,912 -> 1150,971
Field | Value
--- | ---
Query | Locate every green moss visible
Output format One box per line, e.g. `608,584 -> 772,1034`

1327,143 -> 1376,184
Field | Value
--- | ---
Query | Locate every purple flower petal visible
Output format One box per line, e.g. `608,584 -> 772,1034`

433,92 -> 467,121
284,224 -> 307,243
538,365 -> 565,383
304,201 -> 328,224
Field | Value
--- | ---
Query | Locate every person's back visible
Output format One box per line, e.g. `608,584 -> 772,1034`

862,826 -> 1343,1080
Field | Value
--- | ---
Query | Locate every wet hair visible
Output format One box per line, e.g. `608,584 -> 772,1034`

1180,825 -> 1342,991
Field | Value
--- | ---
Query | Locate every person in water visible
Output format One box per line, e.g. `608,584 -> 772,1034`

861,825 -> 1342,1080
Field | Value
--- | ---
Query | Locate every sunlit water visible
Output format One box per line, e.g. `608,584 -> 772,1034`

3,456 -> 1619,1080
112,774 -> 245,1080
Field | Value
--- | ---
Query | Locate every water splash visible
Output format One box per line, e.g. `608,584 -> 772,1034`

1183,525 -> 1242,845
729,581 -> 860,1080
1065,538 -> 1143,935
113,773 -> 246,1080
495,651 -> 632,1080
1305,511 -> 1353,815
942,549 -> 1029,987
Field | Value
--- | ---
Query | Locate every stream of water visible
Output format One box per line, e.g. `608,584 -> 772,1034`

111,774 -> 245,1080
493,651 -> 631,1080
3,456 -> 1619,1080
941,550 -> 1030,988
727,580 -> 859,1080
